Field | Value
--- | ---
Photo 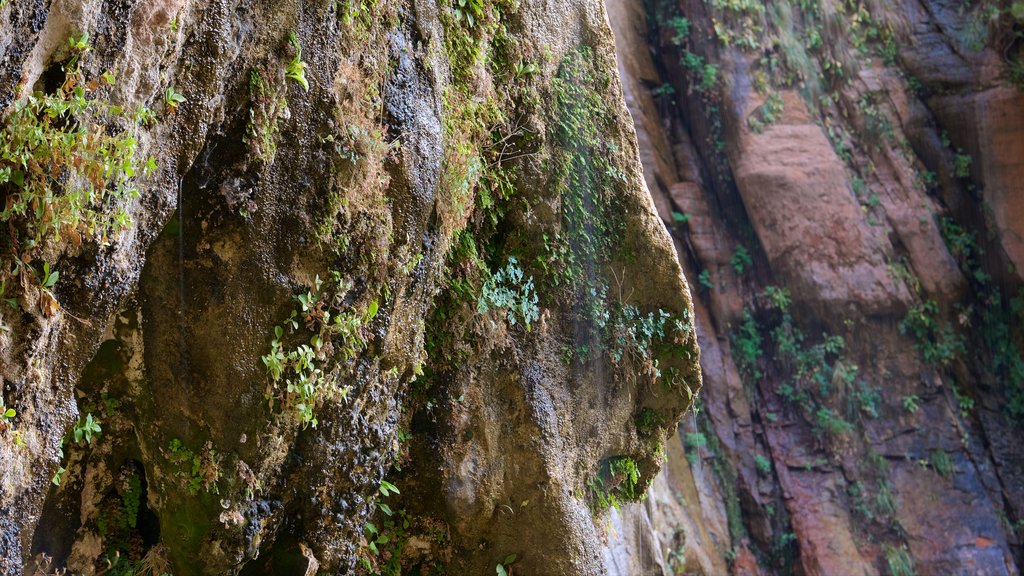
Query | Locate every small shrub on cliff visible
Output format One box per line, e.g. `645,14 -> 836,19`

478,257 -> 539,330
930,450 -> 953,479
754,454 -> 772,474
697,269 -> 714,291
733,309 -> 763,379
899,300 -> 965,365
262,275 -> 376,427
982,294 -> 1024,422
495,554 -> 517,576
587,456 -> 643,512
902,395 -> 920,414
164,86 -> 186,112
731,245 -> 753,275
245,70 -> 288,166
884,544 -> 916,576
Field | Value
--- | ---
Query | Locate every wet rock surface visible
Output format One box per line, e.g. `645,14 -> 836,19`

0,0 -> 699,574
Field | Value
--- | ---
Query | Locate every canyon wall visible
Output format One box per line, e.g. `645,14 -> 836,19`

607,0 -> 1024,574
0,0 -> 700,574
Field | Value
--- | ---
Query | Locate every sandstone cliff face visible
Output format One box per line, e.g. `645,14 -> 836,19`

0,1 -> 700,574
607,0 -> 1024,574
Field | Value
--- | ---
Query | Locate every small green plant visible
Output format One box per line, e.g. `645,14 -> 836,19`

874,481 -> 897,519
686,431 -> 708,450
453,0 -> 484,27
363,521 -> 388,556
697,269 -> 713,291
72,412 -> 101,445
38,262 -> 59,289
680,50 -> 719,92
166,438 -> 221,495
478,257 -> 539,330
748,92 -> 784,134
731,245 -> 753,275
953,151 -> 972,179
164,86 -> 186,112
378,479 -> 400,498
754,454 -> 772,474
666,544 -> 687,575
376,479 -> 400,516
0,399 -> 15,438
495,553 -> 517,576
952,384 -> 974,419
68,31 -> 91,52
1011,58 -> 1024,91
814,406 -> 853,439
902,395 -> 920,414
850,380 -> 881,419
884,544 -> 916,576
764,286 -> 790,311
602,303 -> 688,383
246,70 -> 288,166
733,309 -> 763,379
899,301 -> 965,365
671,210 -> 690,223
52,460 -> 66,486
930,450 -> 953,479
668,16 -> 691,45
587,456 -> 643,512
262,275 -> 374,427
286,32 -> 309,91
635,407 -> 658,437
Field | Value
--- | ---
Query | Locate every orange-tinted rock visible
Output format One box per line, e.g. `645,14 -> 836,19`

731,115 -> 908,316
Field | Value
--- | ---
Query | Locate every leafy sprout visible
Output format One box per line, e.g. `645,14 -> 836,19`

165,86 -> 186,111
453,0 -> 484,27
286,32 -> 309,91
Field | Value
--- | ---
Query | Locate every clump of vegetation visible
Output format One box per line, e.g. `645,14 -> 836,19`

495,553 -> 517,576
697,269 -> 713,291
0,32 -> 155,303
72,412 -> 102,445
587,456 -> 643,511
983,292 -> 1024,422
478,257 -> 539,330
165,438 -> 221,495
748,92 -> 784,133
754,454 -> 772,474
262,274 -> 377,427
930,450 -> 953,480
245,70 -> 288,166
899,300 -> 965,366
707,0 -> 766,50
884,544 -> 916,576
164,86 -> 186,112
545,47 -> 695,390
731,245 -> 753,275
733,309 -> 763,379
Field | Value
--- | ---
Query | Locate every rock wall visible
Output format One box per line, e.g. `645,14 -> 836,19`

607,0 -> 1024,574
0,0 -> 700,574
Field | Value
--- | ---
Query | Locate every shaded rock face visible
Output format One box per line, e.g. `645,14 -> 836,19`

606,0 -> 1024,575
0,0 -> 700,575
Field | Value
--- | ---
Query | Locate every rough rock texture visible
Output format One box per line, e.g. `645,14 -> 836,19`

606,0 -> 1024,574
0,0 -> 700,574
